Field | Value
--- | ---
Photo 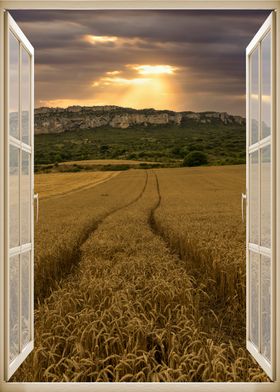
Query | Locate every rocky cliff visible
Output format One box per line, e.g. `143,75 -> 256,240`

34,105 -> 245,135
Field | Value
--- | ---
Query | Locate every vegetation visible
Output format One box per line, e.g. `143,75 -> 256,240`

12,166 -> 268,382
182,151 -> 208,167
35,121 -> 245,169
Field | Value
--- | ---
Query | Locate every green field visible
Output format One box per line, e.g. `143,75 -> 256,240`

35,121 -> 246,169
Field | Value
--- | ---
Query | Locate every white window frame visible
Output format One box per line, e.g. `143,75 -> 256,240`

4,12 -> 35,381
246,12 -> 276,380
0,1 -> 280,391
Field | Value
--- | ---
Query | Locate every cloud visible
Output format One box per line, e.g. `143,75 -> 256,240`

10,9 -> 270,115
92,76 -> 151,87
106,70 -> 121,75
131,64 -> 177,75
84,34 -> 118,44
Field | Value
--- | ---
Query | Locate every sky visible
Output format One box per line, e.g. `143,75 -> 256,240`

11,10 -> 270,116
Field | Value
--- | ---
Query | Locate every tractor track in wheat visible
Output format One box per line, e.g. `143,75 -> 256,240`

39,170 -> 149,303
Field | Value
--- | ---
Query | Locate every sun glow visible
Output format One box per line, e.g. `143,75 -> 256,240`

84,35 -> 118,44
106,71 -> 121,75
38,99 -> 106,108
118,77 -> 173,109
89,63 -> 181,110
44,63 -> 180,111
93,76 -> 151,87
132,64 -> 177,75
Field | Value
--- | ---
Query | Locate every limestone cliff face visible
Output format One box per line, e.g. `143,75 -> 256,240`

34,105 -> 245,135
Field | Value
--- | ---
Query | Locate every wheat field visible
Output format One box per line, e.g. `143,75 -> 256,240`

35,171 -> 120,200
12,165 -> 268,382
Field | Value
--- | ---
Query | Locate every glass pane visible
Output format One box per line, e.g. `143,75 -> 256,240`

261,32 -> 271,139
21,252 -> 31,348
250,151 -> 259,244
261,145 -> 271,248
9,145 -> 20,248
250,251 -> 259,347
261,255 -> 271,362
21,151 -> 31,244
9,255 -> 20,363
21,49 -> 31,145
250,48 -> 259,145
9,32 -> 19,139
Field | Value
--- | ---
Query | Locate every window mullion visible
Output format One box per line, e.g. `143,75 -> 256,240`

18,42 -> 22,354
258,40 -> 263,355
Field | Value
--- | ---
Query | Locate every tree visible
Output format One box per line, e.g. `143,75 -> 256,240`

182,151 -> 208,167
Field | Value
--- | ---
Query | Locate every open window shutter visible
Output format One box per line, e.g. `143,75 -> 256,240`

246,12 -> 276,380
4,12 -> 34,380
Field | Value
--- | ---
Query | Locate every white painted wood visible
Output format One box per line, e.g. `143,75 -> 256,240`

4,12 -> 34,381
0,0 -> 279,9
248,135 -> 271,154
1,382 -> 280,392
0,6 -> 5,387
246,12 -> 276,380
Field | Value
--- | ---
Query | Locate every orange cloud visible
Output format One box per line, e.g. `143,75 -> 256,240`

130,64 -> 178,75
38,98 -> 105,108
93,76 -> 151,87
106,70 -> 121,75
84,34 -> 118,44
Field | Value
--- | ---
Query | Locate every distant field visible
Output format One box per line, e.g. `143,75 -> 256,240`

14,165 -> 267,382
62,159 -> 157,166
35,158 -> 169,173
35,171 -> 120,199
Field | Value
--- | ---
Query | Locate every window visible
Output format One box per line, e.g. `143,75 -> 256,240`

246,13 -> 275,379
4,13 -> 34,380
0,1 -> 279,391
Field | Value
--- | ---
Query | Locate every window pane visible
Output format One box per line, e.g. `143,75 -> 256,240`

21,49 -> 31,145
250,151 -> 259,244
250,251 -> 259,347
21,252 -> 31,348
9,145 -> 20,248
21,151 -> 31,244
261,255 -> 271,362
250,48 -> 259,145
261,145 -> 271,248
9,255 -> 20,363
261,33 -> 271,139
9,32 -> 19,139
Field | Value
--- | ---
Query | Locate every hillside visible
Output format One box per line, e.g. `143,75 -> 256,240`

34,105 -> 245,134
35,121 -> 246,169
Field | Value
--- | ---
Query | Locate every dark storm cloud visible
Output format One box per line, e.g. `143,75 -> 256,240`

10,10 -> 270,114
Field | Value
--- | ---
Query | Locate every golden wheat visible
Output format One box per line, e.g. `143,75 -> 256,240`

153,165 -> 247,342
12,166 -> 268,382
35,171 -> 120,200
34,169 -> 147,302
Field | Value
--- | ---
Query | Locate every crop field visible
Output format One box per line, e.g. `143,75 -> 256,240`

62,159 -> 158,166
13,165 -> 268,382
36,171 -> 120,199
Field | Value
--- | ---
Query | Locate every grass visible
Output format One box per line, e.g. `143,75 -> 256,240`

12,165 -> 268,382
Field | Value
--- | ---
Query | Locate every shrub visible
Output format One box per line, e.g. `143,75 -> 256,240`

183,151 -> 208,167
